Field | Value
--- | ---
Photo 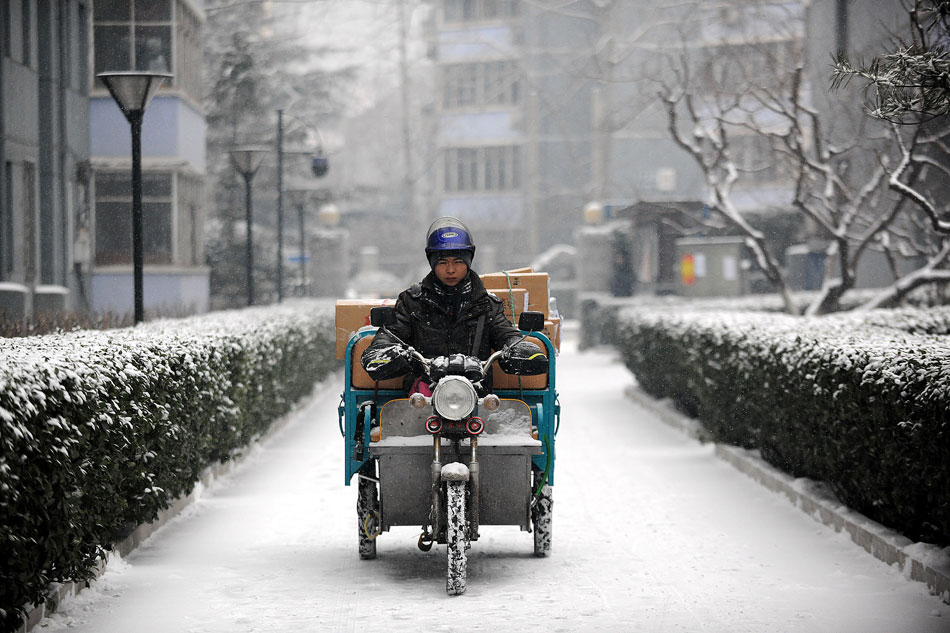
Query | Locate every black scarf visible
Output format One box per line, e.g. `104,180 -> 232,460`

430,271 -> 474,322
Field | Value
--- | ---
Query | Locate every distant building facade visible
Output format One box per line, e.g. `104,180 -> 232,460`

0,0 -> 91,314
89,0 -> 209,316
431,0 -> 532,269
0,0 -> 209,319
428,0 -> 805,270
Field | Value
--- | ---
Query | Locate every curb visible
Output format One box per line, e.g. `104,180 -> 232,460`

18,391 -> 310,633
624,384 -> 950,605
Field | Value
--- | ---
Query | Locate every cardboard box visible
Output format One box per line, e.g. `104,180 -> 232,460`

481,272 -> 549,318
487,287 -> 528,322
542,317 -> 561,352
335,299 -> 394,359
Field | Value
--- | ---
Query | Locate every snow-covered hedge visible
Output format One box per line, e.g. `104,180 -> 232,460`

0,300 -> 336,630
613,305 -> 950,547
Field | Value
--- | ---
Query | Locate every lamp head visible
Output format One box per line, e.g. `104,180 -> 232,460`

229,146 -> 270,177
97,71 -> 172,121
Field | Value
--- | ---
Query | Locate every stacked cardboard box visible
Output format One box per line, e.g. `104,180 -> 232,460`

480,270 -> 550,317
334,298 -> 394,359
543,316 -> 561,351
489,287 -> 528,322
481,268 -> 559,352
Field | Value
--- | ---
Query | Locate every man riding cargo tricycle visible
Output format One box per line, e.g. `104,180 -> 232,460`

336,217 -> 561,594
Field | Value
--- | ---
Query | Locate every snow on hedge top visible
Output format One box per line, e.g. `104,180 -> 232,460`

616,305 -> 950,410
2,300 -> 333,357
0,301 -> 335,417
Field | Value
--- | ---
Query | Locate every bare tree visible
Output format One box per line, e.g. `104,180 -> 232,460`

655,1 -> 950,314
202,0 -> 358,306
830,0 -> 950,309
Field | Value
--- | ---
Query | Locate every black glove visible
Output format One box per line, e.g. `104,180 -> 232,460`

430,355 -> 450,381
361,344 -> 412,380
430,354 -> 482,382
499,340 -> 548,376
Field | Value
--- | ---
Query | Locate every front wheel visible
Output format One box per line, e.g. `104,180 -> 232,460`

445,479 -> 467,595
532,484 -> 553,557
357,475 -> 379,560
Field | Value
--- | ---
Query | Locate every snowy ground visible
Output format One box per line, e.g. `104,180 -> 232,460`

36,328 -> 950,633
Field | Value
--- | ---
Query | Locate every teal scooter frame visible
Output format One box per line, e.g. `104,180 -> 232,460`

337,328 -> 560,487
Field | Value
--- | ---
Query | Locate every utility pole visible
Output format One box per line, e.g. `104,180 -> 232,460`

593,1 -> 615,203
527,88 -> 539,258
398,0 -> 418,237
276,109 -> 285,302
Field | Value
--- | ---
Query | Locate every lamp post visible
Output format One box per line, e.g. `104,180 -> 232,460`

277,110 -> 285,302
276,109 -> 329,302
285,188 -> 312,296
97,71 -> 172,324
230,146 -> 269,306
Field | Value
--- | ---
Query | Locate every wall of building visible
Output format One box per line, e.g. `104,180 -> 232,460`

90,268 -> 210,315
90,97 -> 206,170
0,0 -> 91,316
432,8 -> 529,270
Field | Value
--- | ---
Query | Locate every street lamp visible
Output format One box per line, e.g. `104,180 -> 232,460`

97,71 -> 172,324
230,146 -> 269,306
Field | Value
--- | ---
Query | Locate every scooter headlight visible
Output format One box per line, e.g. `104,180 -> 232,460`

431,375 -> 477,421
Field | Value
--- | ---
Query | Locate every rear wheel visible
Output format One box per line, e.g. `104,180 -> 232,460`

445,480 -> 467,594
357,475 -> 379,560
532,483 -> 553,557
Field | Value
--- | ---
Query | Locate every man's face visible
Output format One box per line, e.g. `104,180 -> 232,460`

433,256 -> 468,286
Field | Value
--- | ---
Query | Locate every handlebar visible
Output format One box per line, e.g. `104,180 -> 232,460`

404,334 -> 531,379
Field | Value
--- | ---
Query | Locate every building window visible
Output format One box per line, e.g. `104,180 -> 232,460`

443,60 -> 520,109
78,1 -> 89,94
444,0 -> 519,23
94,171 -> 172,266
443,145 -> 521,192
92,0 -> 201,99
2,0 -> 11,58
174,4 -> 202,101
2,162 -> 13,278
733,134 -> 783,184
177,172 -> 204,265
695,38 -> 799,92
21,0 -> 31,66
63,0 -> 91,92
22,162 -> 35,281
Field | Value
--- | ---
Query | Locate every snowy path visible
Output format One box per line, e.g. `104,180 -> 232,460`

39,329 -> 949,633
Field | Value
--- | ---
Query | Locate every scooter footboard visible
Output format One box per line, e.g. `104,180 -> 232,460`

371,443 -> 540,531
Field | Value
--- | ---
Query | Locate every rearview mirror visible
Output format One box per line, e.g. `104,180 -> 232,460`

370,306 -> 397,327
517,311 -> 545,332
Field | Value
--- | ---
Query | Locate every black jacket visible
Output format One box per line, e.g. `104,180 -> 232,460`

362,270 -> 523,385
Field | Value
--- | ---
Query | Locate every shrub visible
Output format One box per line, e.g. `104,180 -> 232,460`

0,301 -> 337,631
614,305 -> 950,547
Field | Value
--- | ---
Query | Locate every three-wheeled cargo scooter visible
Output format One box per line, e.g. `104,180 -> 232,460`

338,307 -> 559,594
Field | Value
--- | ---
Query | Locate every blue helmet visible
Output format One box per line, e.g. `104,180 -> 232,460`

425,216 -> 476,266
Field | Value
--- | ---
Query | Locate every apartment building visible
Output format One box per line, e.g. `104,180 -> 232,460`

89,0 -> 209,315
1,0 -> 209,319
1,0 -> 91,313
429,0 -> 804,268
